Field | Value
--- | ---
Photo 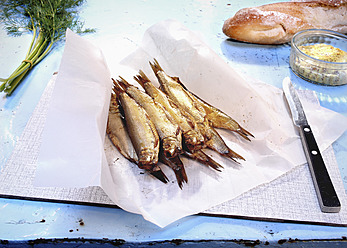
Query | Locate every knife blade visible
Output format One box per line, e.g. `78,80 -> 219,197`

282,78 -> 340,213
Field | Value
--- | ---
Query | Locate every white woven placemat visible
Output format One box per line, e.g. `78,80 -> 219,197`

1,75 -> 346,226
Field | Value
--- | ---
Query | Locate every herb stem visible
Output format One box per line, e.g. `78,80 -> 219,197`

25,18 -> 37,58
0,0 -> 94,96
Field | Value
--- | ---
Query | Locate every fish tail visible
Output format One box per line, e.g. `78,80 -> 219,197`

238,126 -> 254,140
111,78 -> 125,96
134,70 -> 151,88
183,150 -> 223,172
116,76 -> 131,90
149,167 -> 169,184
149,58 -> 164,74
161,154 -> 188,189
224,148 -> 245,163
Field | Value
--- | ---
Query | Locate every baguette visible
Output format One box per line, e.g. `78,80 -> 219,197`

222,1 -> 347,44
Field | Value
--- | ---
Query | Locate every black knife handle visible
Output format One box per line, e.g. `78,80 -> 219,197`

299,124 -> 341,213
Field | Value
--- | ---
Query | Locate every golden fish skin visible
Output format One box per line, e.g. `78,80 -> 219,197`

135,71 -> 225,173
183,150 -> 223,172
107,93 -> 138,163
112,79 -> 160,171
150,59 -> 245,162
186,90 -> 254,141
150,61 -> 206,124
108,85 -> 168,184
202,124 -> 245,162
134,71 -> 205,152
117,77 -> 182,159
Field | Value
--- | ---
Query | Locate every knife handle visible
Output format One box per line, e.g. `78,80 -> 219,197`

299,124 -> 341,213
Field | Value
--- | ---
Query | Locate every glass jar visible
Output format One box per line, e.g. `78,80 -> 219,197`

290,29 -> 347,86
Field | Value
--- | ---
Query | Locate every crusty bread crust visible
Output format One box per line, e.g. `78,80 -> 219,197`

293,0 -> 346,6
222,1 -> 347,44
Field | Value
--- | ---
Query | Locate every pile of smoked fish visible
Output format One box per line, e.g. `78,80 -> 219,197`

107,59 -> 253,189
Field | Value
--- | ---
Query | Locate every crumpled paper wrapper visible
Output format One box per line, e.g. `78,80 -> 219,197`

34,20 -> 347,227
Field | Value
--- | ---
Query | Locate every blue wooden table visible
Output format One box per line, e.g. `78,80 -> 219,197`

1,0 -> 347,246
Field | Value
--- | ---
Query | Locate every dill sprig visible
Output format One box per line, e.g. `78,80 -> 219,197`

0,0 -> 95,96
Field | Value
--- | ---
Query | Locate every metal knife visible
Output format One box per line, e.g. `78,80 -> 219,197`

282,78 -> 341,213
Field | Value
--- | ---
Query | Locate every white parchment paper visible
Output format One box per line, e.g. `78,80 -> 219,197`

34,29 -> 112,187
34,20 -> 347,227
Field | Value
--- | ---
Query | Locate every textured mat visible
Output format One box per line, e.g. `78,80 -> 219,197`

1,75 -> 346,226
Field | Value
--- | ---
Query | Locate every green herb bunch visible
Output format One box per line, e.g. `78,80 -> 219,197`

0,0 -> 95,96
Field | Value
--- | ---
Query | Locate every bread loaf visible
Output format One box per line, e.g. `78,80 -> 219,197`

293,0 -> 346,6
222,1 -> 347,44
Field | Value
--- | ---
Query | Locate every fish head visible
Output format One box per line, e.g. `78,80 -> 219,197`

162,137 -> 181,158
182,130 -> 205,152
137,148 -> 158,170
